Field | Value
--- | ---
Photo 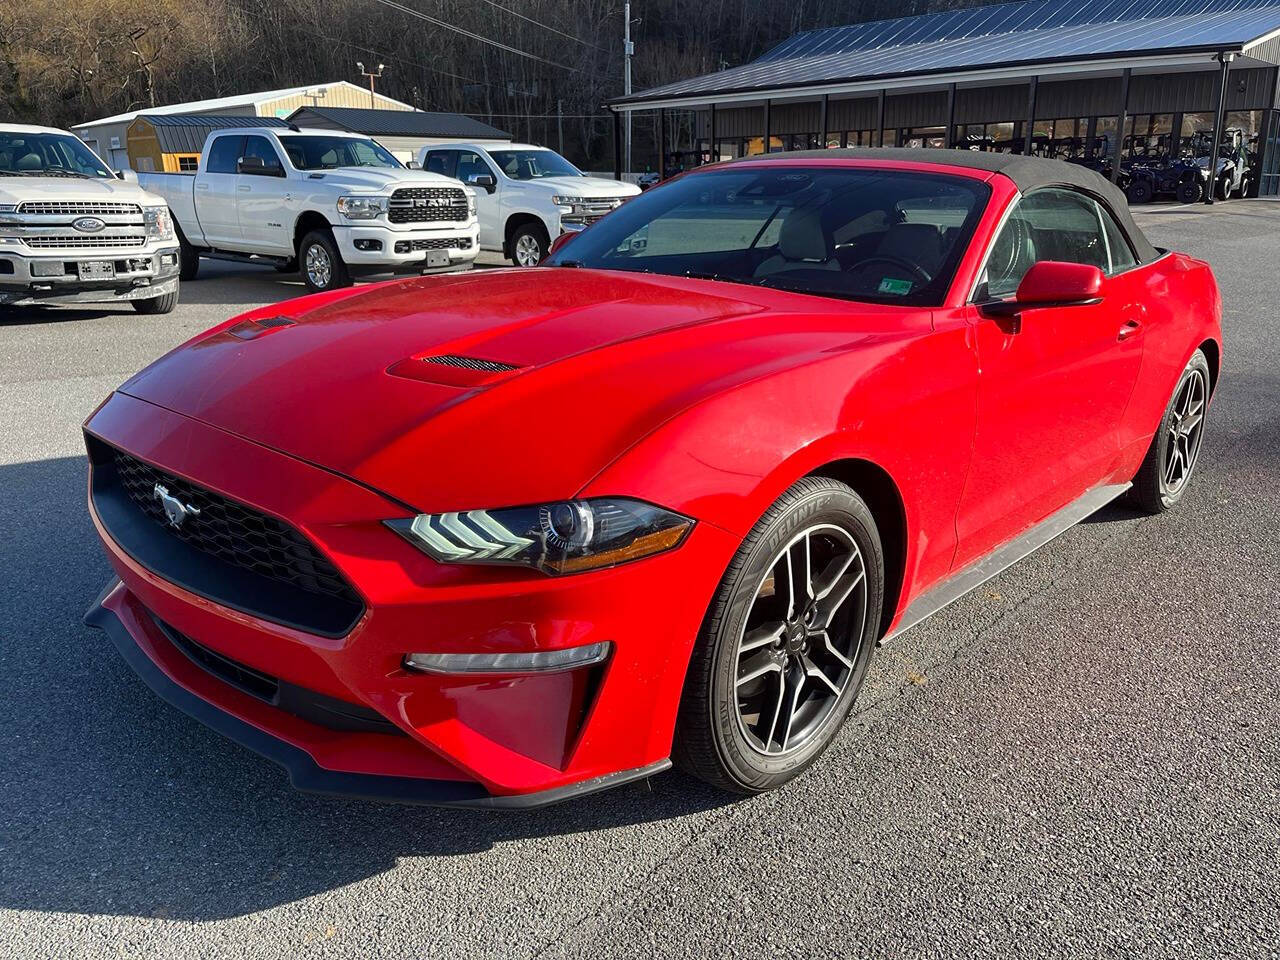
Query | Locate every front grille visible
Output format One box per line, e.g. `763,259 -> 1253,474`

394,237 -> 472,252
388,187 -> 469,224
23,235 -> 147,249
88,436 -> 365,637
155,618 -> 404,735
423,354 -> 518,372
18,201 -> 143,216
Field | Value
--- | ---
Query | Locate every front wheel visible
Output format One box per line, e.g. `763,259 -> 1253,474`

1176,179 -> 1204,204
299,229 -> 351,293
509,222 -> 549,267
1128,349 -> 1211,513
1215,176 -> 1232,201
177,229 -> 200,281
674,476 -> 884,794
1125,179 -> 1154,204
131,290 -> 179,315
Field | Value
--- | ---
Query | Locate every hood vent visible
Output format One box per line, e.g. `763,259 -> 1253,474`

228,315 -> 296,340
422,354 -> 518,373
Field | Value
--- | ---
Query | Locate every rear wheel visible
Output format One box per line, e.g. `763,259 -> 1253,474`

299,229 -> 351,293
509,222 -> 549,267
1176,179 -> 1204,204
1125,179 -> 1154,204
1215,175 -> 1232,201
1129,349 -> 1210,513
131,290 -> 179,315
674,476 -> 883,794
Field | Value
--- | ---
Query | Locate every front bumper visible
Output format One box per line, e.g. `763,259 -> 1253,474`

332,222 -> 480,274
83,391 -> 738,805
0,245 -> 180,306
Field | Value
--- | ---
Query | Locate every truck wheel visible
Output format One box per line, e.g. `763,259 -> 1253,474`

177,231 -> 200,281
1175,179 -> 1204,204
509,223 -> 549,267
131,290 -> 179,315
299,230 -> 351,293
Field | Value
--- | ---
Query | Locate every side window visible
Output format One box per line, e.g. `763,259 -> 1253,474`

455,151 -> 492,185
206,136 -> 244,174
982,188 -> 1110,298
242,135 -> 283,173
424,150 -> 456,177
1100,207 -> 1138,274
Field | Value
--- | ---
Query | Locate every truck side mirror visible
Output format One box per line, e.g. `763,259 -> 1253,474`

236,156 -> 282,176
471,173 -> 497,194
406,160 -> 422,170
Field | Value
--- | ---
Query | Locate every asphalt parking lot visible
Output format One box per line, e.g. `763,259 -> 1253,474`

2,209 -> 1278,960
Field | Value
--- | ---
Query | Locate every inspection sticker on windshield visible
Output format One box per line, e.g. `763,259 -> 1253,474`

877,277 -> 913,296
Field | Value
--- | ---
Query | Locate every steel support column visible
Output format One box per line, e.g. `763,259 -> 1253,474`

820,94 -> 829,148
1112,68 -> 1131,184
612,109 -> 622,181
658,109 -> 667,180
1206,51 -> 1236,205
709,103 -> 717,164
945,83 -> 957,149
1024,76 -> 1038,155
763,99 -> 772,153
876,89 -> 886,147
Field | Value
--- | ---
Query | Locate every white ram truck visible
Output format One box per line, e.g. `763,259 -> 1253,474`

417,142 -> 639,266
0,124 -> 180,314
139,127 -> 479,292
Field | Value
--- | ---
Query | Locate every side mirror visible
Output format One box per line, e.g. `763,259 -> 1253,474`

980,261 -> 1104,329
115,169 -> 139,183
406,159 -> 422,170
237,156 -> 265,174
471,173 -> 497,193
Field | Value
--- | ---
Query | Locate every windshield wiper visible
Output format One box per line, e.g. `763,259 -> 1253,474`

555,259 -> 586,268
752,276 -> 884,303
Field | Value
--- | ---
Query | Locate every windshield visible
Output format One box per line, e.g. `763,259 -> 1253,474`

278,135 -> 402,171
488,148 -> 582,181
544,166 -> 990,307
0,132 -> 112,178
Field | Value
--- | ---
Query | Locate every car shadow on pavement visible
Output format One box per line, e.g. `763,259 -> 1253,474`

0,454 -> 733,922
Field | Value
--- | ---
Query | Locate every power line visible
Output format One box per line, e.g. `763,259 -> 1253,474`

470,0 -> 609,52
364,0 -> 581,72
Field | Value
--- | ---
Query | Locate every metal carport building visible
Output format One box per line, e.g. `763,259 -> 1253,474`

607,0 -> 1280,202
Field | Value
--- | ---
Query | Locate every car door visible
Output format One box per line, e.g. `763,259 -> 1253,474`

236,135 -> 293,254
455,149 -> 502,248
952,187 -> 1146,570
195,135 -> 244,247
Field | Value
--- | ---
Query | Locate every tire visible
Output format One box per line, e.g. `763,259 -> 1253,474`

299,229 -> 351,293
1175,179 -> 1204,204
1128,349 -> 1211,514
673,476 -> 884,794
509,222 -> 550,268
177,229 -> 200,281
1215,176 -> 1231,202
1125,179 -> 1154,205
131,290 -> 179,315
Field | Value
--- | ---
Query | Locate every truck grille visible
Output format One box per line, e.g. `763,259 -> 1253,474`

388,187 -> 469,224
393,237 -> 472,253
17,201 -> 143,216
23,235 -> 148,249
88,436 -> 365,637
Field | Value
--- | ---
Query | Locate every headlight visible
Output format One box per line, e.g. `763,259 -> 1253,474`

552,194 -> 585,214
386,497 -> 693,575
336,195 -> 389,219
144,206 -> 174,241
464,188 -> 477,218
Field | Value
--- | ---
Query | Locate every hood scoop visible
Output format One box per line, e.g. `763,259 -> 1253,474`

389,352 -> 525,387
228,315 -> 296,340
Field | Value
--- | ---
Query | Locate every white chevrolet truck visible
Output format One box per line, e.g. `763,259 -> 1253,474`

417,142 -> 639,266
140,127 -> 479,292
0,124 -> 180,314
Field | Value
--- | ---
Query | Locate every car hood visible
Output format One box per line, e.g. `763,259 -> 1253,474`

0,175 -> 163,206
300,167 -> 464,193
118,269 -> 898,512
518,175 -> 639,198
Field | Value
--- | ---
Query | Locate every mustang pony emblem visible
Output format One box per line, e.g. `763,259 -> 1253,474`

153,483 -> 200,529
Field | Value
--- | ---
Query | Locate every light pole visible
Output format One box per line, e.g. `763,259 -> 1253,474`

624,4 -> 636,175
357,61 -> 385,109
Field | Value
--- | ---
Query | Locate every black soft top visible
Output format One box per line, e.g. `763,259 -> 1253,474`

736,147 -> 1160,263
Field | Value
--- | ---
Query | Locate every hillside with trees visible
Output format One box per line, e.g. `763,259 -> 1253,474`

0,0 -> 1001,167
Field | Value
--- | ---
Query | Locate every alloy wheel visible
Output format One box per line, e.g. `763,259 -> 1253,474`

305,243 -> 332,288
734,524 -> 868,756
515,234 -> 543,267
1164,367 -> 1207,495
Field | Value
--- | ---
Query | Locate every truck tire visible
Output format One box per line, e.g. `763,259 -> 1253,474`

177,230 -> 200,281
1175,179 -> 1204,204
131,290 -> 179,315
509,222 -> 550,268
299,229 -> 351,293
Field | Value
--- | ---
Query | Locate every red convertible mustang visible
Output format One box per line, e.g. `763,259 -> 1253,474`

84,150 -> 1221,807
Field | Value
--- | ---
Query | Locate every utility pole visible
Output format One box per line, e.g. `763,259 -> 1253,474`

557,100 -> 565,155
624,2 -> 635,175
357,61 -> 385,108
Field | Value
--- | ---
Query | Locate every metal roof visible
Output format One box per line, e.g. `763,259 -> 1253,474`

288,106 -> 511,141
132,114 -> 290,154
614,0 -> 1280,108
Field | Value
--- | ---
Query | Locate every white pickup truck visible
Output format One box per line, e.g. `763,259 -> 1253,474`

140,127 -> 479,292
0,124 -> 180,314
418,142 -> 639,266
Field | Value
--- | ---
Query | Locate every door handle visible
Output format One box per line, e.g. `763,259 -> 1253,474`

236,184 -> 251,193
282,193 -> 292,202
195,183 -> 209,191
1118,319 -> 1142,341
